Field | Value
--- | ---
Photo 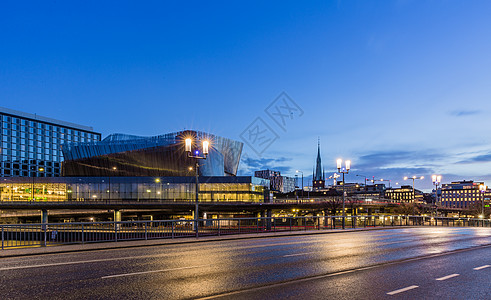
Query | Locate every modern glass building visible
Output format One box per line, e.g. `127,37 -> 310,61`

62,130 -> 243,177
0,107 -> 101,178
0,176 -> 269,203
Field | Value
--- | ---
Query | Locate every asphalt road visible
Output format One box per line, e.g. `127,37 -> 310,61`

0,227 -> 490,299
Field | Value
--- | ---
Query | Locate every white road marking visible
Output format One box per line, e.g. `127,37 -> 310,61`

283,252 -> 315,257
473,265 -> 490,270
386,285 -> 419,295
436,273 -> 460,281
101,265 -> 208,279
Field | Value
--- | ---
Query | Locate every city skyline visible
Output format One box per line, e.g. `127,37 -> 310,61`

2,1 -> 491,191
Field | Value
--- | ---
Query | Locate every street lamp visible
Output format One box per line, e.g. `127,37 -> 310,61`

479,183 -> 487,218
185,137 -> 209,233
403,176 -> 424,203
355,174 -> 367,201
31,167 -> 44,201
295,170 -> 304,200
337,158 -> 351,229
379,179 -> 391,188
432,175 -> 441,217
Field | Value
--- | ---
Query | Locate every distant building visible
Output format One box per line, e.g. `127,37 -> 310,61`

0,106 -> 101,177
312,139 -> 325,190
440,180 -> 489,209
385,185 -> 424,203
254,169 -> 295,193
331,182 -> 363,195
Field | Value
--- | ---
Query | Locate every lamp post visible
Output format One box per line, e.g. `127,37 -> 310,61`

379,179 -> 391,188
337,158 -> 351,229
479,183 -> 487,218
185,137 -> 209,233
31,167 -> 44,201
432,175 -> 441,217
403,175 -> 424,215
295,170 -> 304,200
355,174 -> 367,201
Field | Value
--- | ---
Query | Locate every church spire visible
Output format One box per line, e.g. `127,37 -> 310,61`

314,138 -> 322,181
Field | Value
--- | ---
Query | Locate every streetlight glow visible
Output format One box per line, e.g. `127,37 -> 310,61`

185,138 -> 192,152
345,160 -> 351,171
203,140 -> 209,155
337,159 -> 342,170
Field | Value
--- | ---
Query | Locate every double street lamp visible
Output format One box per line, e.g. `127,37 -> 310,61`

432,175 -> 441,217
337,158 -> 351,229
185,137 -> 209,233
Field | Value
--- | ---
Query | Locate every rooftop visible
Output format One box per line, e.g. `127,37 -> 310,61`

0,106 -> 97,133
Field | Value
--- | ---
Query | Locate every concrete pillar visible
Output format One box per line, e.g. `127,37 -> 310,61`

41,209 -> 48,224
266,209 -> 272,230
114,210 -> 122,222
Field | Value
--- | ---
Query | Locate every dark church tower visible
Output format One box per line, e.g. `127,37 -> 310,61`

313,139 -> 325,190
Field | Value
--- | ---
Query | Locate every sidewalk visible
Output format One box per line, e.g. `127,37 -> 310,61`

0,226 -> 410,258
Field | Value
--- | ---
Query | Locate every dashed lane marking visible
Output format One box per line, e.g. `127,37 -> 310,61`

473,265 -> 490,270
436,273 -> 459,281
387,285 -> 419,295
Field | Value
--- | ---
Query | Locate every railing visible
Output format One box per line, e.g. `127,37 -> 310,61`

1,215 -> 490,250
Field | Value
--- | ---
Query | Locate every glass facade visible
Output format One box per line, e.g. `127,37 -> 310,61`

62,130 -> 243,177
0,107 -> 101,177
0,176 -> 269,203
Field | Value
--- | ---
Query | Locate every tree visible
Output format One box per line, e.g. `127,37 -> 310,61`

345,197 -> 361,215
468,200 -> 491,218
394,202 -> 420,215
324,196 -> 342,216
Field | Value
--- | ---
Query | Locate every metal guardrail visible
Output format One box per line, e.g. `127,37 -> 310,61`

1,215 -> 490,250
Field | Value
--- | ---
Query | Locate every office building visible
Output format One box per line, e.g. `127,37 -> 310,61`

385,185 -> 424,203
440,180 -> 489,209
0,107 -> 101,177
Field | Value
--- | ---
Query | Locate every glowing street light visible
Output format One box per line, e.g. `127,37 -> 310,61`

432,175 -> 442,217
337,158 -> 351,229
185,136 -> 210,234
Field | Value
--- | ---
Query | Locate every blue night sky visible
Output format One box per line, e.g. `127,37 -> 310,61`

1,1 -> 491,191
